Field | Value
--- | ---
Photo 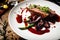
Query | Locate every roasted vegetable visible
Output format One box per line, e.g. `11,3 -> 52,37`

19,24 -> 34,30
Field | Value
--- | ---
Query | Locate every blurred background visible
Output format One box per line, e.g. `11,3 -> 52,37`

0,0 -> 60,40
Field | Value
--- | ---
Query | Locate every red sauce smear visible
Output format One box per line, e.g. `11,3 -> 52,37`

16,14 -> 22,23
28,28 -> 50,35
24,18 -> 28,27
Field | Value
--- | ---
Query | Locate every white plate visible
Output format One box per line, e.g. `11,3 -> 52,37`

8,0 -> 60,40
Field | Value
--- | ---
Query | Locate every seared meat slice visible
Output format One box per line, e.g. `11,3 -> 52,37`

26,7 -> 49,18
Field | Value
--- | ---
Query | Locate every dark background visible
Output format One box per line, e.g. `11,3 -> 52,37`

48,0 -> 60,6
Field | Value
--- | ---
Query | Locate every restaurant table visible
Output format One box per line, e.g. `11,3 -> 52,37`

0,0 -> 27,40
0,0 -> 60,40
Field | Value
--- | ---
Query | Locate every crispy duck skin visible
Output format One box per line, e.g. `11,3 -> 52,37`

26,7 -> 49,18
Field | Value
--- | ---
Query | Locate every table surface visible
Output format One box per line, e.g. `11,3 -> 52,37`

0,0 -> 27,40
0,0 -> 60,40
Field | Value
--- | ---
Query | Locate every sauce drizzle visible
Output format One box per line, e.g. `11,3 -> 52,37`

16,14 -> 22,23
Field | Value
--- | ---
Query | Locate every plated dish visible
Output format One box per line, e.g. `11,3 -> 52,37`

16,4 -> 60,35
9,0 -> 60,40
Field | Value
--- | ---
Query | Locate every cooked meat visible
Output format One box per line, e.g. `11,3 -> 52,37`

26,7 -> 49,18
